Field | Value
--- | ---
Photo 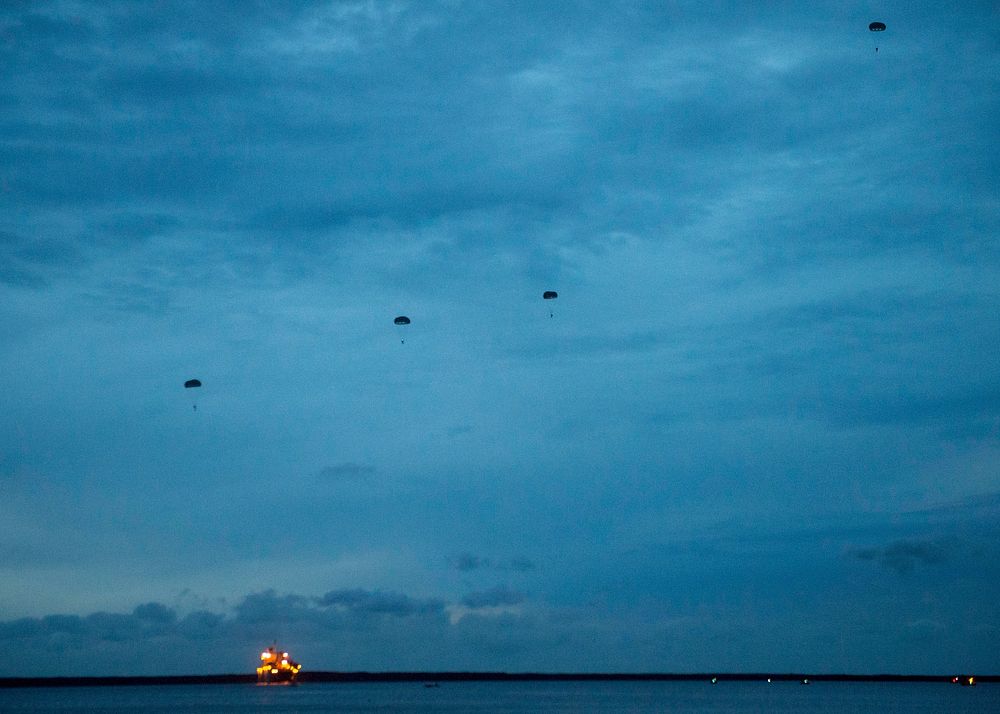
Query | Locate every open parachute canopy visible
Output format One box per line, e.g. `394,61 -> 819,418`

393,316 -> 411,325
869,21 -> 886,31
184,379 -> 201,388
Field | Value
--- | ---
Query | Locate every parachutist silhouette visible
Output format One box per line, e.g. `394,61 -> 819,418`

184,378 -> 201,412
394,315 -> 410,344
869,21 -> 885,54
543,290 -> 557,318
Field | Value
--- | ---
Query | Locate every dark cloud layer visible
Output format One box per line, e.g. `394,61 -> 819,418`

1,0 -> 998,676
0,603 -> 220,643
850,539 -> 951,575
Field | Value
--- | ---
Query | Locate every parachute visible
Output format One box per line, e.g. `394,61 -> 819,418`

184,379 -> 201,410
394,315 -> 410,343
869,21 -> 886,52
543,290 -> 558,318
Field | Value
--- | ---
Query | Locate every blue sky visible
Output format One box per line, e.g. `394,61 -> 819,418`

1,1 -> 998,676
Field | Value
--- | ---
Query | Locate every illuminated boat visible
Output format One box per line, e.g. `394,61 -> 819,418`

256,646 -> 302,685
952,676 -> 976,686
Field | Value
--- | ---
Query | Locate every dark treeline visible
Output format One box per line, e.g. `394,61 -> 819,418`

1,672 -> 995,688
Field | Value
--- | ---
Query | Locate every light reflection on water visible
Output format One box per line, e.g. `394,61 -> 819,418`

0,681 -> 996,713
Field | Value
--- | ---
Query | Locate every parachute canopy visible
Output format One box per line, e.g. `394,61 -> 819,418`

542,291 -> 558,300
393,316 -> 411,325
184,379 -> 201,388
869,21 -> 886,31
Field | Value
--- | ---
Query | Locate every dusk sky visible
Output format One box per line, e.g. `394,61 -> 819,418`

2,1 -> 998,676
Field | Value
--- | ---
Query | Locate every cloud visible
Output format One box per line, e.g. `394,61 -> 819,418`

913,491 -> 1000,521
176,610 -> 226,638
1,0 -> 998,678
0,587 -> 451,674
508,558 -> 536,572
316,588 -> 445,617
0,230 -> 81,288
447,585 -> 528,625
826,388 -> 1000,431
232,590 -> 314,624
450,552 -> 489,571
133,601 -> 176,624
0,263 -> 47,289
850,539 -> 950,575
91,212 -> 181,245
448,553 -> 536,572
461,585 -> 525,609
0,603 -> 212,643
81,280 -> 173,315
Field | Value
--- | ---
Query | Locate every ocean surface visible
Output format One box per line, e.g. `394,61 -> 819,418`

0,680 -> 995,713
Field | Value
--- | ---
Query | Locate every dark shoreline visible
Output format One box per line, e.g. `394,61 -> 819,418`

0,672 -> 995,689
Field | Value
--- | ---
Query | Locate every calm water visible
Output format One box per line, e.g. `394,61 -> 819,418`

0,681 -> 995,713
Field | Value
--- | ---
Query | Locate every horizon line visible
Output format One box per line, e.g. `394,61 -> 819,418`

1,671 -> 995,689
